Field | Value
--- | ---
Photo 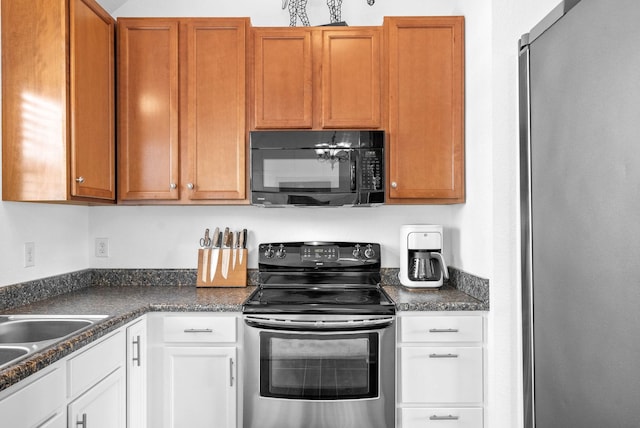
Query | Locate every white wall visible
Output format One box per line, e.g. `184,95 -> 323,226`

0,201 -> 89,286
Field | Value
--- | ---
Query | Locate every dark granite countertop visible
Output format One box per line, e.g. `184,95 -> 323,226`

0,285 -> 255,393
383,284 -> 487,311
0,267 -> 488,393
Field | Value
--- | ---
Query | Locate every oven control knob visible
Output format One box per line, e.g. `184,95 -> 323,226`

264,245 -> 275,259
364,244 -> 376,259
352,244 -> 362,259
276,244 -> 287,259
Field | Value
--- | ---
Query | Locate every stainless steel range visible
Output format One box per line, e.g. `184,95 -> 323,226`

242,241 -> 396,428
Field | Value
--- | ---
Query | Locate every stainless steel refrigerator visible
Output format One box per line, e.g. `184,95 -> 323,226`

519,0 -> 640,427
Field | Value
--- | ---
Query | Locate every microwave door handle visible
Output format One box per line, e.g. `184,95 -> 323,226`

350,158 -> 357,191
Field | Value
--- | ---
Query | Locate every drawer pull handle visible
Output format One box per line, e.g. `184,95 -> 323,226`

132,335 -> 141,367
184,328 -> 213,333
429,328 -> 459,333
76,413 -> 87,428
430,414 -> 459,421
230,358 -> 235,387
429,353 -> 459,358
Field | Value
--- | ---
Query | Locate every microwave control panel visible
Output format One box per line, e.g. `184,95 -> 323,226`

360,150 -> 383,191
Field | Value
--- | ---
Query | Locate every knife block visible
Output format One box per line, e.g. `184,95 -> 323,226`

197,248 -> 247,287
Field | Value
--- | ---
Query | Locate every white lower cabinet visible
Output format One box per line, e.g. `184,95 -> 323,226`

148,313 -> 240,428
164,346 -> 237,428
397,313 -> 485,428
0,326 -> 129,428
401,408 -> 483,428
127,317 -> 148,428
67,329 -> 127,428
0,363 -> 66,428
400,346 -> 483,404
68,367 -> 126,428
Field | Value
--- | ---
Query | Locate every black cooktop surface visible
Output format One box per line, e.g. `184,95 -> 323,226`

242,285 -> 396,315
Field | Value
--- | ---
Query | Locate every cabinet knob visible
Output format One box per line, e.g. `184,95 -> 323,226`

75,176 -> 85,184
187,183 -> 194,190
391,181 -> 398,189
170,183 -> 177,190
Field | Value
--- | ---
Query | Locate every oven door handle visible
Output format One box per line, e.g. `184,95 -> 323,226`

244,316 -> 394,331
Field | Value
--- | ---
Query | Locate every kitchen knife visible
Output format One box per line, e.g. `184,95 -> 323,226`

210,227 -> 221,282
221,227 -> 230,279
201,247 -> 209,283
238,229 -> 246,265
232,231 -> 238,270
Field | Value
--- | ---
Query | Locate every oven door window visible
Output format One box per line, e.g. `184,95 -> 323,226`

260,331 -> 379,400
252,148 -> 355,193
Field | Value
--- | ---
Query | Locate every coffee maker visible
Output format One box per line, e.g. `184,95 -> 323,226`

399,224 -> 449,288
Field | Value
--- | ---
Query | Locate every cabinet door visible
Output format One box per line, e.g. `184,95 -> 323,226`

70,0 -> 115,200
127,318 -> 147,428
163,347 -> 237,428
386,17 -> 465,203
0,366 -> 65,428
253,29 -> 313,128
68,368 -> 126,428
1,0 -> 68,201
321,28 -> 382,129
399,346 -> 482,404
185,19 -> 247,200
118,19 -> 180,200
401,408 -> 483,428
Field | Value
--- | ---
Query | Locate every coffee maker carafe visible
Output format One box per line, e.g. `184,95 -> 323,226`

399,225 -> 449,288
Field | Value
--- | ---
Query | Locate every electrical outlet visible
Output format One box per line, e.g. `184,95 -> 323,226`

24,242 -> 35,267
95,238 -> 109,258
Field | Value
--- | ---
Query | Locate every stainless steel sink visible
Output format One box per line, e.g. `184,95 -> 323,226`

0,315 -> 107,370
0,346 -> 29,367
0,319 -> 93,343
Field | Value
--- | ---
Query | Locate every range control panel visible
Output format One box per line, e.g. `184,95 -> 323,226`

258,242 -> 381,270
301,245 -> 339,262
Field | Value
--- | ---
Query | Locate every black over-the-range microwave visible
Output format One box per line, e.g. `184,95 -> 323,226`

250,130 -> 385,207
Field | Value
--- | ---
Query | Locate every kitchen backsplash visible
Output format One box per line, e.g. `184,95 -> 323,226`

0,267 -> 488,311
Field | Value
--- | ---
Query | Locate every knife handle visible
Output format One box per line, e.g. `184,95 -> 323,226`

222,228 -> 230,247
242,229 -> 248,249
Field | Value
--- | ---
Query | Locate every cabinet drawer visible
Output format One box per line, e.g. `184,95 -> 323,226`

400,316 -> 483,343
400,347 -> 483,404
401,408 -> 483,428
0,366 -> 65,428
68,330 -> 125,398
163,315 -> 236,343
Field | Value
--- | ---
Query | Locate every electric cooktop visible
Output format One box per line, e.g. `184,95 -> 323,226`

242,242 -> 396,315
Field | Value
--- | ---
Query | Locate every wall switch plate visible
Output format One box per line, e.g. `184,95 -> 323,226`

95,238 -> 109,258
24,242 -> 35,267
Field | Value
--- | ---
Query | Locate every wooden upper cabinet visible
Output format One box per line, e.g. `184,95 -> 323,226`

117,19 -> 180,201
185,20 -> 247,200
71,0 -> 116,200
117,18 -> 248,203
385,17 -> 465,204
253,28 -> 313,129
321,28 -> 382,129
1,0 -> 115,203
252,27 -> 382,130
